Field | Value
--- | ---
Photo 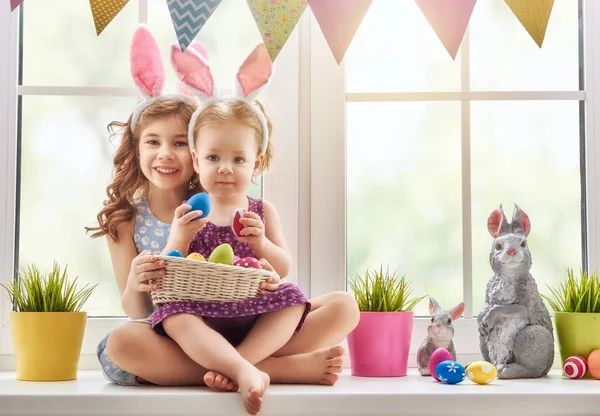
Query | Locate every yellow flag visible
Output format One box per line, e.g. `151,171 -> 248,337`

89,0 -> 130,36
246,0 -> 309,61
504,0 -> 555,48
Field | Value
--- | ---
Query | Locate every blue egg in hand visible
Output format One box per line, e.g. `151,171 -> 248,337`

166,250 -> 184,257
435,360 -> 466,384
186,192 -> 211,220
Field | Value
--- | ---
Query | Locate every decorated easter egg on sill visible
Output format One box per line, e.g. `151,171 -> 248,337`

429,347 -> 454,380
587,350 -> 600,379
466,361 -> 497,385
563,356 -> 588,379
435,360 -> 466,384
166,250 -> 184,257
186,192 -> 211,220
187,252 -> 206,262
208,243 -> 234,265
231,208 -> 245,237
234,257 -> 261,269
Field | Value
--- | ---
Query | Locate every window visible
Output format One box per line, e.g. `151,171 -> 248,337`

1,0 -> 301,361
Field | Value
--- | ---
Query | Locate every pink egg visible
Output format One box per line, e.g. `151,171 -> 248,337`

233,257 -> 261,269
429,348 -> 454,380
564,356 -> 588,379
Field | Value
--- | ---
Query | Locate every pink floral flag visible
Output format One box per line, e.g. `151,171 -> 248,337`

415,0 -> 478,60
10,0 -> 24,11
504,0 -> 555,48
308,0 -> 374,65
246,0 -> 309,62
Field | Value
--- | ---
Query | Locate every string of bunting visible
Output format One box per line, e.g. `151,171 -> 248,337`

8,0 -> 556,63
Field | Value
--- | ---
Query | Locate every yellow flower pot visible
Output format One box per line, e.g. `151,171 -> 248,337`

10,312 -> 87,381
554,312 -> 600,375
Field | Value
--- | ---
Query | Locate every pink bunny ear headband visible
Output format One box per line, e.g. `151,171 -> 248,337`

171,43 -> 275,154
129,25 -> 198,133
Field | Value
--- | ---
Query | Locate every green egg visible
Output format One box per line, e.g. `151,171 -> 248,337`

208,243 -> 234,265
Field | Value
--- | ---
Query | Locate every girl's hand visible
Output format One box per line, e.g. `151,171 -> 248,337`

126,250 -> 165,292
167,203 -> 208,252
237,211 -> 267,251
258,258 -> 282,295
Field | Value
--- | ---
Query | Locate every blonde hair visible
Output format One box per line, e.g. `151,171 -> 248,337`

86,99 -> 203,241
192,100 -> 274,174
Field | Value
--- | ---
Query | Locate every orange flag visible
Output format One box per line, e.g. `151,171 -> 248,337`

504,0 -> 555,48
89,0 -> 130,36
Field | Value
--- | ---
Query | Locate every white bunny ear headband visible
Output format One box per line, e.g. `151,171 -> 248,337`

170,42 -> 275,154
129,25 -> 197,133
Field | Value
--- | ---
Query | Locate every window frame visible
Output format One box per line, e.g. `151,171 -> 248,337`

0,2 -> 301,367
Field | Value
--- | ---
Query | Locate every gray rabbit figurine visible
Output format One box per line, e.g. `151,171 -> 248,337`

417,297 -> 465,376
477,203 -> 554,379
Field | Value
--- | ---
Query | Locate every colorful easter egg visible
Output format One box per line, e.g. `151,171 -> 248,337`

186,192 -> 211,220
231,208 -> 245,237
563,356 -> 588,379
435,360 -> 466,384
187,252 -> 206,261
166,250 -> 184,257
429,347 -> 454,380
234,257 -> 261,269
587,350 -> 600,379
466,361 -> 497,385
208,243 -> 234,265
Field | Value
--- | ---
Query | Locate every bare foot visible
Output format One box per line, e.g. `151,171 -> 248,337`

236,366 -> 270,415
266,345 -> 345,385
203,371 -> 238,391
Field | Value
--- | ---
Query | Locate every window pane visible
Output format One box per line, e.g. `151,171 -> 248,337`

22,0 -> 138,87
471,101 -> 582,314
470,0 -> 579,91
19,96 -> 136,317
148,0 -> 263,91
346,102 -> 463,316
345,0 -> 460,93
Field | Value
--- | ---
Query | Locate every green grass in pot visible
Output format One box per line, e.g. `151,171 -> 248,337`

541,267 -> 600,313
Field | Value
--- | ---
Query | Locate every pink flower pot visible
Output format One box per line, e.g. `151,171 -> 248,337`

347,311 -> 414,377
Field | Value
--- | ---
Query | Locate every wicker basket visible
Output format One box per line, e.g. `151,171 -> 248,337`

150,255 -> 273,305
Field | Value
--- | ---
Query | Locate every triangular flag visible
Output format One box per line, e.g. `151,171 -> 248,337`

167,0 -> 223,52
415,0 -> 477,60
246,0 -> 309,62
308,0 -> 373,65
10,0 -> 23,11
89,0 -> 130,36
504,0 -> 555,48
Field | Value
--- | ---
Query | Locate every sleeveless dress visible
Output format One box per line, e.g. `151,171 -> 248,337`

151,196 -> 310,347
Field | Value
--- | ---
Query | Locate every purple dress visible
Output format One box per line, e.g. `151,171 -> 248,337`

151,197 -> 310,346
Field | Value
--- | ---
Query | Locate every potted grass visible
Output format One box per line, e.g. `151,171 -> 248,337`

1,263 -> 97,381
541,267 -> 600,371
347,265 -> 427,377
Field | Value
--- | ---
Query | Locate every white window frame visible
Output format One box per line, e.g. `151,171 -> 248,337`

0,2 -> 300,369
307,0 -> 600,363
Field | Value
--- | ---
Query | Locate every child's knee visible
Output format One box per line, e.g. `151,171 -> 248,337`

106,323 -> 146,364
329,292 -> 360,326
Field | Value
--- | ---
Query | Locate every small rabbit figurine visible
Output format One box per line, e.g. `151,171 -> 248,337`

477,203 -> 554,379
417,297 -> 465,376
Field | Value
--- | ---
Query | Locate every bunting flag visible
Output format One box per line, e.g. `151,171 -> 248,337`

167,0 -> 223,52
89,0 -> 130,36
10,0 -> 23,11
415,0 -> 478,60
246,0 -> 309,62
308,0 -> 373,65
504,0 -> 555,48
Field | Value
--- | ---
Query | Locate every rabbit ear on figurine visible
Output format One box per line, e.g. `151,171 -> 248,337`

416,297 -> 464,376
478,203 -> 554,379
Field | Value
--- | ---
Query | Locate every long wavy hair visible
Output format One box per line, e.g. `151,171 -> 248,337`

86,99 -> 201,241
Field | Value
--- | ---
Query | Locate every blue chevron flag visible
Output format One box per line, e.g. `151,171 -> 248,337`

167,0 -> 223,52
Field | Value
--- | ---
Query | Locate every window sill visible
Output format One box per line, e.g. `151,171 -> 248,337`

0,369 -> 597,416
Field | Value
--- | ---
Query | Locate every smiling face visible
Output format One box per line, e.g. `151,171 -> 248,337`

138,116 -> 196,193
191,121 -> 263,198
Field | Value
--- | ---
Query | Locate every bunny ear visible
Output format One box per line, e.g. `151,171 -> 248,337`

487,204 -> 509,238
450,302 -> 465,321
429,297 -> 441,315
171,43 -> 214,100
511,203 -> 531,236
177,81 -> 196,98
235,43 -> 274,100
130,26 -> 165,99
